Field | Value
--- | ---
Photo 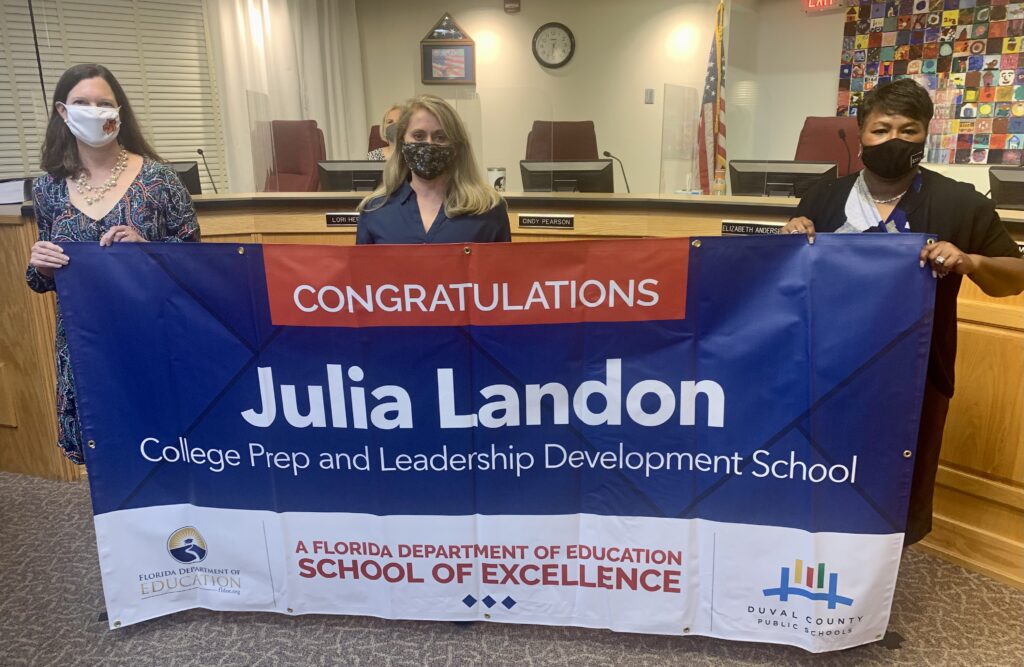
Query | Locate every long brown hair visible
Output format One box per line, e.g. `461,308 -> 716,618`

40,64 -> 161,179
359,95 -> 501,217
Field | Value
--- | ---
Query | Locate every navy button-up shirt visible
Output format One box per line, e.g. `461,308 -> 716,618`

356,181 -> 511,244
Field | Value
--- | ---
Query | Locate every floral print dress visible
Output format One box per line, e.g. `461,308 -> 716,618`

26,158 -> 200,464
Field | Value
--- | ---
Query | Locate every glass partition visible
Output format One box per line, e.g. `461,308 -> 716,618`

660,84 -> 700,195
467,86 -> 556,194
225,80 -> 697,196
247,91 -> 276,193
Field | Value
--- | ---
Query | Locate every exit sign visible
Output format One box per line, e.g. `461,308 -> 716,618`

804,0 -> 840,12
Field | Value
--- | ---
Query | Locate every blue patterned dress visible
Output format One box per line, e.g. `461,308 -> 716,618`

26,158 -> 200,464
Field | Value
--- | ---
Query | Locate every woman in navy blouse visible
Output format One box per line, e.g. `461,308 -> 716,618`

26,64 -> 200,465
356,95 -> 510,244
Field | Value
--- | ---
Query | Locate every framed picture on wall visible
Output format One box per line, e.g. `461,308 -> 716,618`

421,43 -> 476,84
420,13 -> 476,85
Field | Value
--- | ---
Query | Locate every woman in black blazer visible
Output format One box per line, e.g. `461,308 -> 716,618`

783,79 -> 1024,546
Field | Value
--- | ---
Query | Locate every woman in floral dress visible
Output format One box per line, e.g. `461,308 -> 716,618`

26,64 -> 200,464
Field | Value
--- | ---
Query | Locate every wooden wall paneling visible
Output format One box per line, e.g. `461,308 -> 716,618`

507,209 -> 781,239
932,481 -> 1024,543
917,280 -> 1024,589
0,219 -> 81,480
512,235 -> 635,243
0,362 -> 17,426
203,234 -> 259,244
257,233 -> 355,246
921,514 -> 1024,589
957,276 -> 1024,308
940,323 -> 1023,482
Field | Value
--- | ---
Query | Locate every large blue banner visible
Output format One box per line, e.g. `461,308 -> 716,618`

57,235 -> 933,651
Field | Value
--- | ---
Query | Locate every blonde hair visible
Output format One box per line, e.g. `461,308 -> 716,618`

380,103 -> 402,144
359,95 -> 502,217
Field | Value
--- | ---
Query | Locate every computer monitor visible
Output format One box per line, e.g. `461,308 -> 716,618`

168,161 -> 201,195
520,160 -> 614,193
318,161 -> 385,192
988,166 -> 1024,209
0,177 -> 31,203
729,160 -> 837,198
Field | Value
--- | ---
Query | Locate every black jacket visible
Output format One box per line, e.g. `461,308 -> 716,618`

793,168 -> 1021,397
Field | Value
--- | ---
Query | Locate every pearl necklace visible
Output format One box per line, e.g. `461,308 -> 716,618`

75,148 -> 128,206
870,190 -> 907,205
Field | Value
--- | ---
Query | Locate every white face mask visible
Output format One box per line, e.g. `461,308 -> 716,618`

59,103 -> 121,147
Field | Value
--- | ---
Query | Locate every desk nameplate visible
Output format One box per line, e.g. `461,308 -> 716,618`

326,212 -> 360,227
518,213 -> 574,229
721,219 -> 785,236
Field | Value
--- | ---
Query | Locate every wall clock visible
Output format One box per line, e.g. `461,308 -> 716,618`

532,22 -> 575,69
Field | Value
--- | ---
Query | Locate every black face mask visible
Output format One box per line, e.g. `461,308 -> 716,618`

401,142 -> 455,180
860,137 -> 925,179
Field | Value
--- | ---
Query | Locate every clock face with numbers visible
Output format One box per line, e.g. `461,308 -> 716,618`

532,22 -> 575,69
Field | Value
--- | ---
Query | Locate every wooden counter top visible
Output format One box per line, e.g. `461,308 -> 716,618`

195,191 -> 1023,242
189,190 -> 801,210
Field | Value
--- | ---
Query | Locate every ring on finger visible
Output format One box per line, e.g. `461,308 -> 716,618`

935,255 -> 946,265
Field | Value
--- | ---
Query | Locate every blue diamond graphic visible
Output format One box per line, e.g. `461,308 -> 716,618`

462,595 -> 477,607
502,596 -> 516,609
482,595 -> 496,608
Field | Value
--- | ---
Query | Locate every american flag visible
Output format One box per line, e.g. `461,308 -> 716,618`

697,1 -> 726,194
432,48 -> 466,78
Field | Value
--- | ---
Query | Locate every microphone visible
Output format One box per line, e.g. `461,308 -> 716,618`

602,150 -> 630,193
196,148 -> 218,194
837,129 -> 852,177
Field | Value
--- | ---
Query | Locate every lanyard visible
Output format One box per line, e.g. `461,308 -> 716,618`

875,216 -> 909,234
855,172 -> 915,234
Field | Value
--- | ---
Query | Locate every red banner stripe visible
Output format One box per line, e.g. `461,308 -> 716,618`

263,239 -> 690,328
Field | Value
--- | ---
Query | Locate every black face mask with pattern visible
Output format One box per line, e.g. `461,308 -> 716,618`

860,137 -> 925,179
402,142 -> 455,180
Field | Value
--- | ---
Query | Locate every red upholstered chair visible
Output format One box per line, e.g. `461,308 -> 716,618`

367,125 -> 388,153
265,120 -> 327,192
525,120 -> 599,160
794,116 -> 863,177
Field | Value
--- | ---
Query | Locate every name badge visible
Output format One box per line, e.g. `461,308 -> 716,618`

326,212 -> 360,227
518,213 -> 574,229
721,220 -> 785,235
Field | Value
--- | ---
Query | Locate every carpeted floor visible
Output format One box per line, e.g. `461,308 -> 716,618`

1,470 -> 1021,667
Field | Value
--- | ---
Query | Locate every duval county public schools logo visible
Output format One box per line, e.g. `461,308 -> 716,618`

167,526 -> 208,564
762,559 -> 854,610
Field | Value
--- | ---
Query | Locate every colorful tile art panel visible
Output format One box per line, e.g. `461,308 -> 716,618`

839,0 -> 1024,165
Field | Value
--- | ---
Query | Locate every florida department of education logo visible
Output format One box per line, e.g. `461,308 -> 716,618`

762,558 -> 854,609
167,526 -> 208,564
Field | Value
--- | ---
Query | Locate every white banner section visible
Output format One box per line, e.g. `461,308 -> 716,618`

95,506 -> 903,652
